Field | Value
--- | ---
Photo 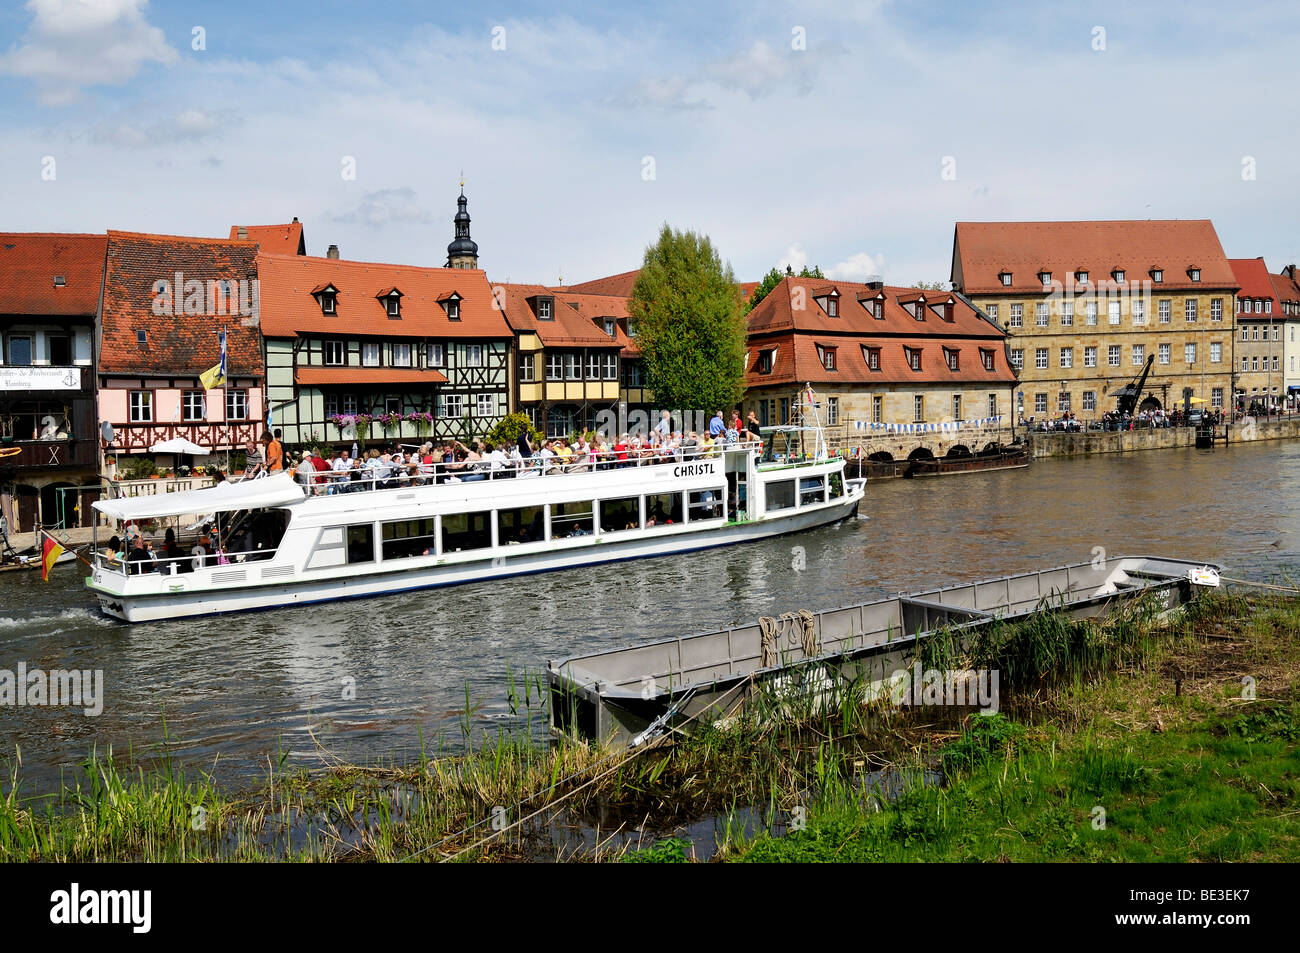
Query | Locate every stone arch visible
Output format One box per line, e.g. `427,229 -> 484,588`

945,444 -> 972,458
907,446 -> 935,461
1138,396 -> 1162,412
867,450 -> 894,463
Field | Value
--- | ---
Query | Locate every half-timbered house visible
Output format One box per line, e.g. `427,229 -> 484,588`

98,231 -> 266,458
258,252 -> 511,448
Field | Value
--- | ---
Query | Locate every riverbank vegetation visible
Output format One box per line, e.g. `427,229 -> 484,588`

1,587 -> 1296,862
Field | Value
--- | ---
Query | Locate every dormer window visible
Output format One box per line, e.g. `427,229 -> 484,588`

626,319 -> 636,338
912,297 -> 926,320
943,347 -> 960,371
756,349 -> 774,374
816,344 -> 837,370
536,296 -> 554,320
1039,270 -> 1052,287
603,318 -> 616,337
440,292 -> 462,321
1076,270 -> 1089,284
1113,268 -> 1125,282
1188,267 -> 1201,282
862,346 -> 881,371
939,298 -> 955,322
313,283 -> 339,315
980,348 -> 995,371
999,271 -> 1012,286
378,289 -> 403,317
873,300 -> 883,318
815,289 -> 840,316
53,275 -> 66,288
904,346 -> 922,371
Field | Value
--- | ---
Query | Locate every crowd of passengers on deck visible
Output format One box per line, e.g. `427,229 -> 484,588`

252,410 -> 766,494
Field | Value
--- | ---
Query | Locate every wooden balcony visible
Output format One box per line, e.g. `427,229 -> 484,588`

107,421 -> 262,454
0,437 -> 98,471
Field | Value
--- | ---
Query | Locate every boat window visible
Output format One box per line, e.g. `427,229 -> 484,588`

499,505 -> 545,544
599,497 -> 640,533
799,476 -> 825,506
551,501 -> 594,538
347,524 -> 375,564
644,493 -> 683,528
382,517 -> 437,559
829,472 -> 844,498
688,488 -> 725,521
442,511 -> 493,552
765,480 -> 795,511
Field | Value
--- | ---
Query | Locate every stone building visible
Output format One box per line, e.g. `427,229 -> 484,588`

743,276 -> 1018,460
1228,258 -> 1300,411
951,220 -> 1237,420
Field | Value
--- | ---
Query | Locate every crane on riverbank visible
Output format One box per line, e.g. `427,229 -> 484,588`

1113,355 -> 1155,416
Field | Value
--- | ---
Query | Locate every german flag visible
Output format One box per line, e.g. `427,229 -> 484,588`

41,533 -> 65,582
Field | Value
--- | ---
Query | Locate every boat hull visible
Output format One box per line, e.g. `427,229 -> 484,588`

91,493 -> 862,622
548,556 -> 1219,747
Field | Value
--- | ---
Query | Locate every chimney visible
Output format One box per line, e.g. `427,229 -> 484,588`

237,226 -> 247,240
1285,264 -> 1297,281
292,216 -> 299,223
327,244 -> 339,260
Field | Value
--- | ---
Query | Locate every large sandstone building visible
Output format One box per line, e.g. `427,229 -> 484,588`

951,220 -> 1238,420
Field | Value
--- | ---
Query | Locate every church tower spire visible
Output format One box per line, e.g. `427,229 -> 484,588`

446,177 -> 479,269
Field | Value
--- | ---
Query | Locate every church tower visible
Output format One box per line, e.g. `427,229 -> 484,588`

446,183 -> 479,269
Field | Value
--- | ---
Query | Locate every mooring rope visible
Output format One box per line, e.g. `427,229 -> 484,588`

1219,575 -> 1300,594
759,610 -> 820,666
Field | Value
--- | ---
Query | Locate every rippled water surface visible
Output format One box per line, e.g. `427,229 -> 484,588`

2,441 -> 1297,792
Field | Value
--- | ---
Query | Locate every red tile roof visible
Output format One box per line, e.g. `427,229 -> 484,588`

495,283 -> 628,349
295,367 -> 447,386
101,231 -> 263,377
1269,269 -> 1300,308
1229,257 -> 1279,314
952,220 -> 1238,294
747,332 -> 1016,387
565,269 -> 641,297
0,233 -> 106,315
747,276 -> 1006,339
257,254 -> 511,340
229,222 -> 305,255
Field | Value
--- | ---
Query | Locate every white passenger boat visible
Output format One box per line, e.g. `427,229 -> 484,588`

87,440 -> 865,622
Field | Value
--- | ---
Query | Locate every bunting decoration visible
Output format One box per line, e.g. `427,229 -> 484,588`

853,415 -> 1004,434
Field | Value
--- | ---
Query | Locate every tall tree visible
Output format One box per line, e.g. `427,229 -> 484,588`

630,224 -> 748,413
745,263 -> 825,312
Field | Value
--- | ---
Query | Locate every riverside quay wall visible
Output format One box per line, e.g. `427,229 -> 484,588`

1030,417 -> 1300,458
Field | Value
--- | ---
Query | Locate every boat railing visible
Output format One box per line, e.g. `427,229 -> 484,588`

93,543 -> 280,577
278,439 -> 767,495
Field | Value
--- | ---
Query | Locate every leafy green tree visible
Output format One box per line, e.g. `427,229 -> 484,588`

485,412 -> 541,449
629,225 -> 749,413
746,263 -> 825,312
911,281 -> 948,291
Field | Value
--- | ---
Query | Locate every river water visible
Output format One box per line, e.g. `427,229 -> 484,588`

2,441 -> 1297,794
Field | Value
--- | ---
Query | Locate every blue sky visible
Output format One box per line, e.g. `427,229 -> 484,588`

1,0 -> 1297,286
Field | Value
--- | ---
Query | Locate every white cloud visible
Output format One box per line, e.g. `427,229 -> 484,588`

827,252 -> 886,282
331,188 -> 437,228
710,41 -> 821,98
91,107 -> 229,147
777,243 -> 809,273
0,0 -> 178,104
